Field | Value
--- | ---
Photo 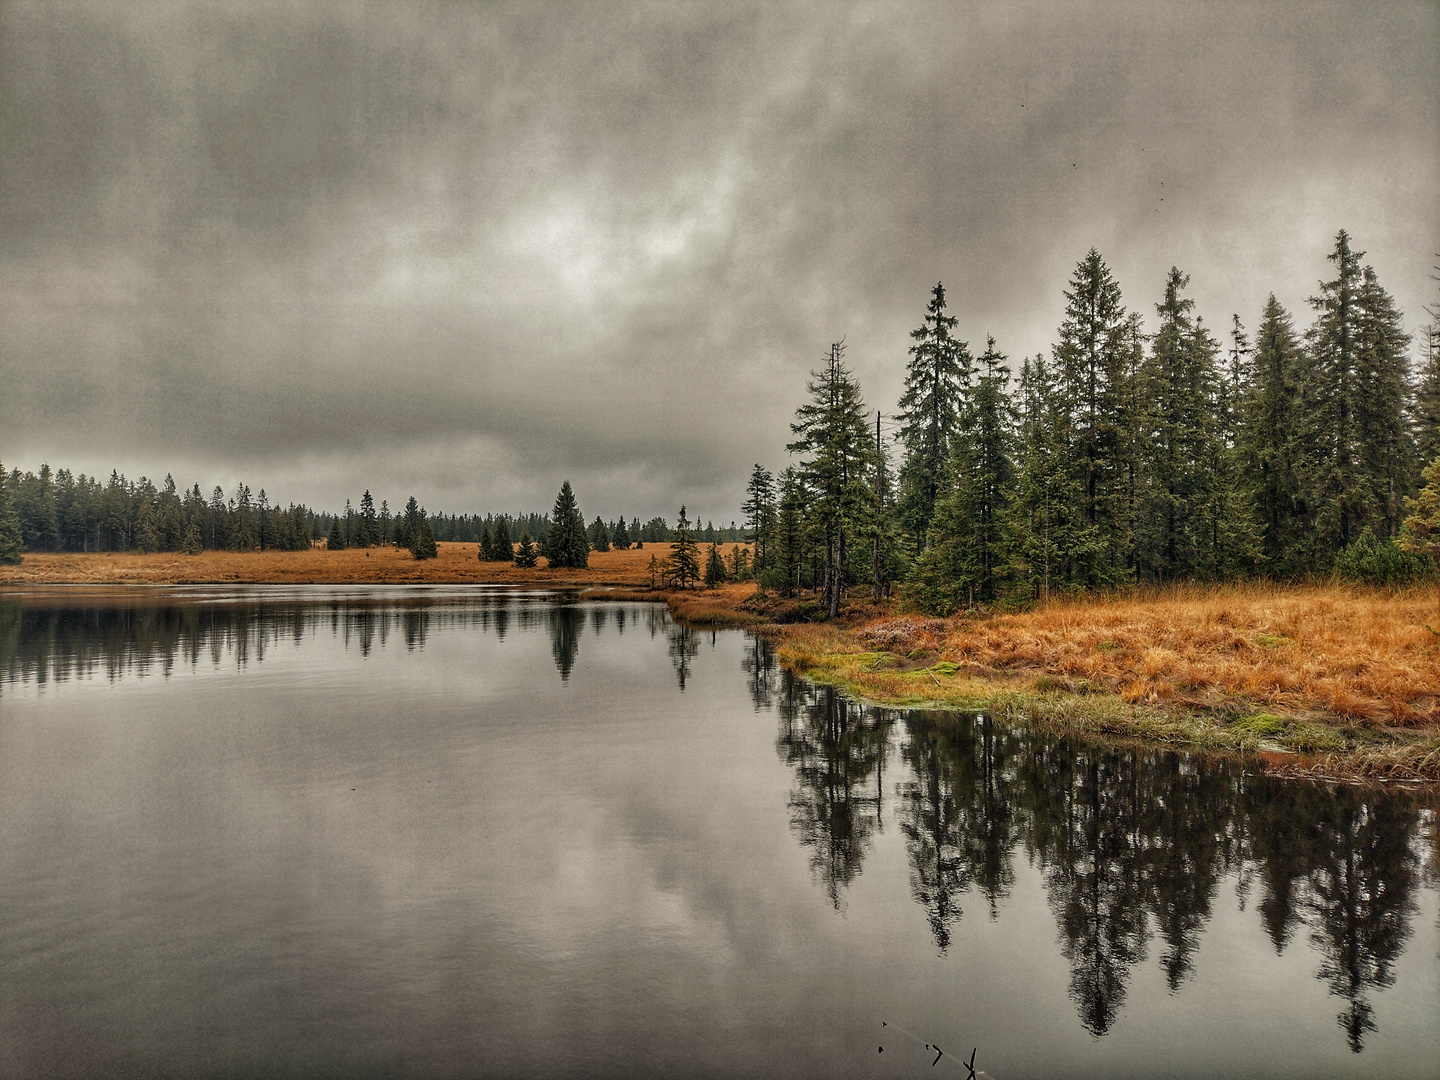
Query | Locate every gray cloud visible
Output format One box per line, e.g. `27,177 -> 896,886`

2,0 -> 1437,521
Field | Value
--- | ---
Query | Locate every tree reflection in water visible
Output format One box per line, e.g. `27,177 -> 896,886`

547,604 -> 583,682
769,661 -> 1429,1050
741,636 -> 778,712
899,713 -> 1019,952
667,624 -> 700,691
776,673 -> 892,910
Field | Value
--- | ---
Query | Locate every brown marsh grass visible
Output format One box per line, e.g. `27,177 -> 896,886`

759,583 -> 1440,781
0,543 -> 708,588
915,583 -> 1440,728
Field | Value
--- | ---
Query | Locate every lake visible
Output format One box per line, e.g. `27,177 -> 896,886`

1,587 -> 1436,1078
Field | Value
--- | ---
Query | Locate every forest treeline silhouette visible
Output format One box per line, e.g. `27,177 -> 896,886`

0,465 -> 740,565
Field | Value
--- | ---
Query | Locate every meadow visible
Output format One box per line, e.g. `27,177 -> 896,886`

0,543 -> 674,587
768,583 -> 1440,781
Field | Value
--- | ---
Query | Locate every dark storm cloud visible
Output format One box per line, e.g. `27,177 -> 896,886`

2,0 -> 1437,518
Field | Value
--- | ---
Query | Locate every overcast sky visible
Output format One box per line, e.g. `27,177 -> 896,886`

3,1 -> 1437,523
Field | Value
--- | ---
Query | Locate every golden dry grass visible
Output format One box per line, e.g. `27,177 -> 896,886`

901,583 -> 1440,728
0,544 -> 693,588
763,588 -> 1440,782
661,582 -> 763,626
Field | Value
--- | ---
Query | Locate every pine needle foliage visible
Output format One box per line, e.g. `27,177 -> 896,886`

513,531 -> 539,567
663,505 -> 701,588
911,336 -> 1015,612
703,542 -> 728,587
896,283 -> 972,547
789,340 -> 874,617
0,462 -> 24,565
544,481 -> 589,569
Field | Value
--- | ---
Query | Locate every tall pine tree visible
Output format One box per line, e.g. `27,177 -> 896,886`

1241,295 -> 1310,574
0,462 -> 23,564
742,464 -> 775,576
896,283 -> 972,548
1008,355 -> 1101,601
912,336 -> 1015,610
1136,269 -> 1226,579
789,340 -> 874,618
1050,250 -> 1141,586
544,481 -> 589,569
663,505 -> 701,588
1305,230 -> 1413,552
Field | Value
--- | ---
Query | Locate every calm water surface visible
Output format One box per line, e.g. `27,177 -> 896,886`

1,587 -> 1436,1079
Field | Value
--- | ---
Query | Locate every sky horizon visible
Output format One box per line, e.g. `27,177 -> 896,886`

3,1 -> 1437,523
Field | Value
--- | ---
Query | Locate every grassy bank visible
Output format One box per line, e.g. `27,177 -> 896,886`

753,583 -> 1440,783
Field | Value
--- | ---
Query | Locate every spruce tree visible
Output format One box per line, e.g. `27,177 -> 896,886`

896,283 -> 972,547
493,516 -> 512,560
662,505 -> 701,588
15,463 -> 59,552
181,519 -> 203,555
327,515 -> 346,550
742,464 -> 775,574
912,337 -> 1015,611
612,517 -> 630,549
1008,355 -> 1100,601
409,509 -> 438,560
1401,457 -> 1440,613
544,481 -> 589,569
864,409 -> 903,602
1305,230 -> 1413,551
357,491 -> 379,548
1241,295 -> 1310,575
590,516 -> 610,552
769,466 -> 807,596
396,496 -> 421,551
0,462 -> 23,564
1136,268 -> 1215,579
133,483 -> 161,553
728,544 -> 749,579
478,521 -> 493,561
1052,249 -> 1142,585
1412,322 -> 1440,468
514,531 -> 539,567
789,340 -> 873,617
1353,264 -> 1415,536
1218,314 -> 1251,450
703,542 -> 727,587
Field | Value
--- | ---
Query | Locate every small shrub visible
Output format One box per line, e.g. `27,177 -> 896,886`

1332,527 -> 1431,586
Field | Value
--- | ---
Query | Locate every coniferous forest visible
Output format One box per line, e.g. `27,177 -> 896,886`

4,231 -> 1437,605
736,232 -> 1440,614
0,460 -> 739,566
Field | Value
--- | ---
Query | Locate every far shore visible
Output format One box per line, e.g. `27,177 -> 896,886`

5,549 -> 1437,785
0,542 -> 675,588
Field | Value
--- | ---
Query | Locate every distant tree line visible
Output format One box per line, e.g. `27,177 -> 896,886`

738,231 -> 1440,615
0,467 -> 317,557
0,460 -> 744,567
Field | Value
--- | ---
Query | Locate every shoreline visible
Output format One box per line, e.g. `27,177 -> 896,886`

6,550 -> 1438,785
